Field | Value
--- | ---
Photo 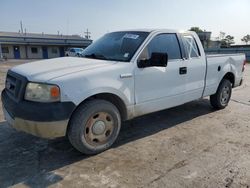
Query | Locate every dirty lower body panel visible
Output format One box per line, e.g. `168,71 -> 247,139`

1,89 -> 75,138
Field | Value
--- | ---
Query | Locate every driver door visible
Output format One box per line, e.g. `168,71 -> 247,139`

134,33 -> 187,116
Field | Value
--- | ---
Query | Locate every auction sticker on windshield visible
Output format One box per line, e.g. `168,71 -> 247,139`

124,34 -> 139,39
124,53 -> 130,58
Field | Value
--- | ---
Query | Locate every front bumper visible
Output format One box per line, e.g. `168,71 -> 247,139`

3,106 -> 68,138
1,89 -> 76,139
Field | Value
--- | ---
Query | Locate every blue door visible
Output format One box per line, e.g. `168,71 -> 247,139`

42,47 -> 48,59
13,46 -> 20,59
59,47 -> 65,57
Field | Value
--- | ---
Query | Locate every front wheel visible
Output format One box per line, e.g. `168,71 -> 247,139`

210,79 -> 232,109
67,99 -> 121,154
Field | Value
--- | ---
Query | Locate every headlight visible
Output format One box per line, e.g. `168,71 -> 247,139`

25,83 -> 60,102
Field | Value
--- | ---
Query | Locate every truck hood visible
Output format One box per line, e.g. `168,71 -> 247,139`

11,57 -> 116,82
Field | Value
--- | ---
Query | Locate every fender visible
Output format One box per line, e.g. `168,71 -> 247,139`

73,87 -> 131,106
69,87 -> 135,120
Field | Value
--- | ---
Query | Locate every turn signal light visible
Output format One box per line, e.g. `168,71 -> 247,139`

50,86 -> 60,98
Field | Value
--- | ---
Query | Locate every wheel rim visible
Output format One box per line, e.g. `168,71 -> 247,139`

84,112 -> 114,146
220,85 -> 230,105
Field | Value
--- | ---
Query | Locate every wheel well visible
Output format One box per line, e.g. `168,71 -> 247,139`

73,93 -> 128,121
222,72 -> 235,87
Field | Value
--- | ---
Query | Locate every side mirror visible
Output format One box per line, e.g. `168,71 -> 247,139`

137,52 -> 168,68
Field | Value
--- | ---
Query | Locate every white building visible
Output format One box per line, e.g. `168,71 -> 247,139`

0,31 -> 92,59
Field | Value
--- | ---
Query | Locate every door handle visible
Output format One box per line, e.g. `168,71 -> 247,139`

120,73 -> 133,78
179,67 -> 187,75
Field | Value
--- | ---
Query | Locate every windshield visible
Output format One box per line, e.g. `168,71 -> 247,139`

82,31 -> 149,62
75,48 -> 83,52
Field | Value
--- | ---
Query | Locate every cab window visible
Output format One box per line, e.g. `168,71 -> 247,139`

139,34 -> 182,61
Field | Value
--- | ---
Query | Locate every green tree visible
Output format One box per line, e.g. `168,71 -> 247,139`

241,34 -> 250,45
221,35 -> 235,47
189,27 -> 203,33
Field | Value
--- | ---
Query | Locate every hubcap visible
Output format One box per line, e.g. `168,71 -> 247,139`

92,121 -> 106,135
84,112 -> 114,146
220,86 -> 230,105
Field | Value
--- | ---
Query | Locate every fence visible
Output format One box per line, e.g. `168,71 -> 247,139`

206,47 -> 250,62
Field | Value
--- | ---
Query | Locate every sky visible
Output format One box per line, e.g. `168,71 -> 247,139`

0,0 -> 249,44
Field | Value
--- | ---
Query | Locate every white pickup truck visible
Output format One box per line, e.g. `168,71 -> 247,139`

1,29 -> 246,154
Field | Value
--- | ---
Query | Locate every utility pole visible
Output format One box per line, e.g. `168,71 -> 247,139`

20,21 -> 24,34
84,29 -> 91,39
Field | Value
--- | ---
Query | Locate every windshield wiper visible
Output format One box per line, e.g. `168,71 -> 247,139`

84,53 -> 107,60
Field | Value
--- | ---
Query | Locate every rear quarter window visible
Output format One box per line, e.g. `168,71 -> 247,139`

182,35 -> 200,58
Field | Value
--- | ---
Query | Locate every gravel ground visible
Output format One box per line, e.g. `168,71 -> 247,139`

0,60 -> 250,188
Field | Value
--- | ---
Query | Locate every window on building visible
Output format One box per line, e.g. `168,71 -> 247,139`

51,47 -> 58,54
139,34 -> 182,61
31,47 -> 38,54
1,47 -> 9,53
182,35 -> 200,58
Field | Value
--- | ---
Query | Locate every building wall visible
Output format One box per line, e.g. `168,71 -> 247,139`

20,45 -> 27,59
1,44 -> 88,59
1,45 -> 14,59
48,46 -> 60,58
1,45 -> 65,59
0,32 -> 92,59
208,41 -> 221,49
0,45 -> 28,59
27,46 -> 43,59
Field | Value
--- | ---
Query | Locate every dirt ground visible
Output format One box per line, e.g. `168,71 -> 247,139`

0,59 -> 250,188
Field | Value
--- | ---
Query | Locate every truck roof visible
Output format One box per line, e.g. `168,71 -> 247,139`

113,29 -> 190,34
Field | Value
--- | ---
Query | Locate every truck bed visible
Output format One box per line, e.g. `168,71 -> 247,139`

206,53 -> 245,58
203,53 -> 245,97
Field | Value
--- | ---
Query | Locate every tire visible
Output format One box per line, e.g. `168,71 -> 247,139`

67,99 -> 121,154
210,79 -> 232,109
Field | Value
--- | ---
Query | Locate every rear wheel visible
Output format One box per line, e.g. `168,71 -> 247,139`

210,79 -> 232,109
67,99 -> 121,154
